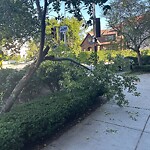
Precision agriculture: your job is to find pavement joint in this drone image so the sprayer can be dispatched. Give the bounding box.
[125,105,150,111]
[92,119,143,132]
[134,114,150,150]
[109,103,150,111]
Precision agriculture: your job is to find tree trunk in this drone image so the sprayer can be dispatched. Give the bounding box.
[137,50,142,66]
[0,61,40,113]
[0,0,49,113]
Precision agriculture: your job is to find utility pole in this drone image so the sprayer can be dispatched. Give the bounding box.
[93,3,98,65]
[93,3,96,36]
[93,3,101,65]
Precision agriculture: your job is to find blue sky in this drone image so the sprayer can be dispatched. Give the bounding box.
[48,1,110,30]
[83,4,109,31]
[64,2,109,30]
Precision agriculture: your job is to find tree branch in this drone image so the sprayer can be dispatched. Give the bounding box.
[36,0,48,65]
[35,0,42,20]
[126,43,136,51]
[43,45,50,57]
[139,35,150,47]
[44,56,92,71]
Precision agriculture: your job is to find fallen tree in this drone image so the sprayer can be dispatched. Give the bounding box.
[0,0,110,113]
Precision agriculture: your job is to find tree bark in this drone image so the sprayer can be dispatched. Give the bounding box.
[0,61,40,113]
[0,56,92,113]
[44,56,92,71]
[0,0,49,113]
[137,50,142,66]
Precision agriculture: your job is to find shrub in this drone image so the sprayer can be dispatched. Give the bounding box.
[0,88,104,150]
[125,55,150,66]
[125,56,138,65]
[132,65,150,72]
[37,62,65,92]
[0,68,45,104]
[141,55,150,65]
[0,58,140,150]
[107,54,131,71]
[0,69,18,106]
[98,50,137,61]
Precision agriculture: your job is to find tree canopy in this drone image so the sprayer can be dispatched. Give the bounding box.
[0,0,110,53]
[0,0,109,113]
[0,0,38,40]
[106,0,150,65]
[26,17,84,60]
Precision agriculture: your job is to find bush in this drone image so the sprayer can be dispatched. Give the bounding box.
[0,59,140,150]
[125,55,150,66]
[98,50,137,61]
[0,88,104,150]
[0,62,107,150]
[0,67,45,104]
[37,62,65,92]
[0,69,18,106]
[141,55,150,65]
[132,65,150,72]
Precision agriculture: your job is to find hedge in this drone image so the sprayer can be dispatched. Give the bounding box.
[125,55,150,66]
[132,65,150,72]
[0,89,104,150]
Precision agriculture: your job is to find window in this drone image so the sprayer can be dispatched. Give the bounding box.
[104,34,116,42]
[87,36,94,44]
[87,47,92,51]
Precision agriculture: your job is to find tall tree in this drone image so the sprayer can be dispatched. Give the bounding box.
[0,0,110,113]
[106,0,150,66]
[0,0,39,53]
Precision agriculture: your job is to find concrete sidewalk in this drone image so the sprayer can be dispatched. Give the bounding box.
[42,74,150,150]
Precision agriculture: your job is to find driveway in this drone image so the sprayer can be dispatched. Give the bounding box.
[42,74,150,150]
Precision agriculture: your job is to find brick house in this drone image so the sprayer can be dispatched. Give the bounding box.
[80,29,124,51]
